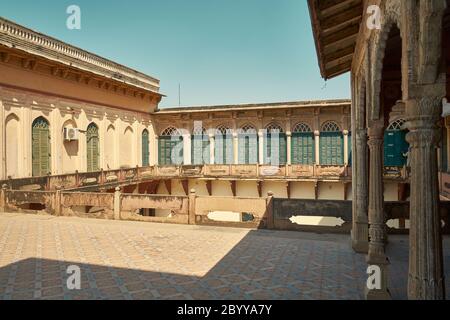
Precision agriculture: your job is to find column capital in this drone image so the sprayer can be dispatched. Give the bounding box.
[368,122,384,141]
[314,130,320,137]
[343,130,349,136]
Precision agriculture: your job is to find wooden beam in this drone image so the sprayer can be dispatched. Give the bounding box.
[181,179,189,196]
[206,180,212,196]
[257,181,262,198]
[230,181,236,197]
[164,180,172,195]
[314,181,319,200]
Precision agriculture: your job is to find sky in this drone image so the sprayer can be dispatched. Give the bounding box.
[0,0,350,108]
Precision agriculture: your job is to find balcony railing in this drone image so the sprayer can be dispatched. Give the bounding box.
[0,163,411,192]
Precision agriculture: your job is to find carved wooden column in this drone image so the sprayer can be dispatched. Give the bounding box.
[406,92,445,300]
[366,122,390,300]
[352,128,369,253]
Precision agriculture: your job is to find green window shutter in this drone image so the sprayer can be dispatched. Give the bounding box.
[142,130,149,166]
[238,135,246,164]
[86,124,99,172]
[159,136,183,165]
[320,132,343,165]
[32,118,51,177]
[384,130,409,166]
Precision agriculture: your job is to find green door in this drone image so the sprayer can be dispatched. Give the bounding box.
[384,130,408,166]
[142,130,150,166]
[159,136,183,165]
[86,123,99,172]
[264,133,287,165]
[238,134,258,164]
[291,132,314,165]
[320,132,344,165]
[32,117,51,177]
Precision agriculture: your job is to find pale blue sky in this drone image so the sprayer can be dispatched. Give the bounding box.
[0,0,350,107]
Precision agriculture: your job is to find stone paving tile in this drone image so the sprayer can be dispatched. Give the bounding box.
[0,213,450,300]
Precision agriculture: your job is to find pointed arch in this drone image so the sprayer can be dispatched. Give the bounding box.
[215,125,233,164]
[264,123,286,165]
[5,114,20,178]
[238,124,258,164]
[320,121,343,165]
[86,123,100,172]
[159,127,183,165]
[62,119,79,174]
[384,118,409,167]
[120,126,134,168]
[142,129,150,166]
[105,124,116,170]
[32,116,51,177]
[292,122,314,165]
[191,126,209,165]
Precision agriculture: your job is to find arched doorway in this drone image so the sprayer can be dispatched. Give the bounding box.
[191,127,210,165]
[142,129,150,166]
[86,123,99,172]
[214,125,233,164]
[32,117,51,177]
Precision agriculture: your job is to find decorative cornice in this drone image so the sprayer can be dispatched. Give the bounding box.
[0,17,161,95]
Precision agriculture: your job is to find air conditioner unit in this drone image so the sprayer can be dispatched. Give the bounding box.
[64,127,79,141]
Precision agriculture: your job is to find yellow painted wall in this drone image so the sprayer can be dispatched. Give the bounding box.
[211,180,233,197]
[290,182,316,199]
[318,182,344,200]
[262,181,288,198]
[236,181,259,198]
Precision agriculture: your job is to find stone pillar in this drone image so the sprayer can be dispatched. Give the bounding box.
[209,134,215,165]
[113,187,121,220]
[314,130,320,165]
[406,93,445,300]
[258,130,264,165]
[286,132,292,165]
[352,129,369,253]
[0,184,8,212]
[154,136,159,166]
[366,122,390,300]
[343,130,349,165]
[183,133,191,165]
[233,133,239,164]
[188,188,196,225]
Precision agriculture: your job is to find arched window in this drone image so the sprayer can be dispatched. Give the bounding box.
[264,123,286,165]
[238,124,258,164]
[105,125,116,170]
[32,117,51,177]
[384,119,409,167]
[292,123,314,165]
[320,121,344,165]
[86,123,100,172]
[142,129,150,167]
[159,127,183,165]
[191,127,210,165]
[215,125,233,164]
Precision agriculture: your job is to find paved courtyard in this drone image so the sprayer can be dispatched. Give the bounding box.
[0,213,449,300]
